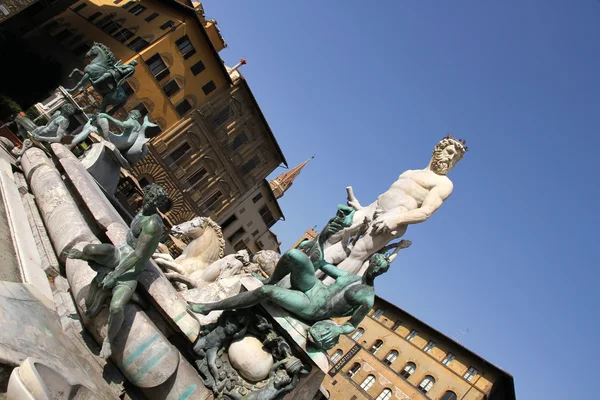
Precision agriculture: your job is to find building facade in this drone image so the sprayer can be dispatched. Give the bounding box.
[319,297,516,400]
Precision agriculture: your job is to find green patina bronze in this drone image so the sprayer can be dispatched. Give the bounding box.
[187,204,394,350]
[14,104,76,144]
[64,183,168,359]
[66,42,136,115]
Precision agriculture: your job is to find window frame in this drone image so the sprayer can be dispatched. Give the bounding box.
[359,375,376,391]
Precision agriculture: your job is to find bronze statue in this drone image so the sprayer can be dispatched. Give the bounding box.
[65,184,168,359]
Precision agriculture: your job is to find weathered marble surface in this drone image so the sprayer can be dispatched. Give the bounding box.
[228,336,274,381]
[0,169,52,300]
[0,281,116,399]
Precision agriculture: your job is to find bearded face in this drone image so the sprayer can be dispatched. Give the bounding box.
[431,143,463,175]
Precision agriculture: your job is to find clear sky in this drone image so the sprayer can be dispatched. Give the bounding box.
[204,1,598,398]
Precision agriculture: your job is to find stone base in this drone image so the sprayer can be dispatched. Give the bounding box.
[80,140,130,194]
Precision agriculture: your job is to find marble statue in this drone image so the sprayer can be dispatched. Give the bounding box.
[14,104,76,143]
[188,204,404,350]
[153,216,225,279]
[66,42,136,114]
[95,111,157,165]
[323,135,467,279]
[64,183,168,359]
[165,249,268,289]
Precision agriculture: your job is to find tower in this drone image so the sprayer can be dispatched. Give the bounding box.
[269,156,313,199]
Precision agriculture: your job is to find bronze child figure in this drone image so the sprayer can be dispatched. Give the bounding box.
[65,184,168,359]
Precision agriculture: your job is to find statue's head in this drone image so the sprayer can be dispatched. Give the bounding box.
[273,369,292,388]
[142,183,169,213]
[252,250,281,277]
[60,104,77,117]
[430,134,467,175]
[128,110,142,120]
[130,60,138,66]
[171,216,209,238]
[365,253,391,280]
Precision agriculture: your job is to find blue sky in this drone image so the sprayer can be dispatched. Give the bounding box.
[205,1,598,398]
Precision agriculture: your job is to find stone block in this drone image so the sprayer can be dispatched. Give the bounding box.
[0,281,116,399]
[50,142,78,161]
[0,170,52,301]
[60,157,125,229]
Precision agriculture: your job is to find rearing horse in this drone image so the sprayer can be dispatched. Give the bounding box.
[66,42,136,115]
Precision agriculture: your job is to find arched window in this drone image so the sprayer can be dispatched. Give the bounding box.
[375,388,393,400]
[441,391,458,400]
[370,339,384,354]
[418,375,435,393]
[330,349,343,363]
[347,362,361,378]
[360,375,376,391]
[351,328,364,341]
[400,362,416,378]
[384,350,399,366]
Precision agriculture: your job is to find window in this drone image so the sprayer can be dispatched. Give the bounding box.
[375,389,392,400]
[220,214,238,232]
[347,363,361,378]
[162,79,180,97]
[330,350,343,363]
[383,350,398,366]
[228,227,246,244]
[359,375,375,391]
[176,99,192,116]
[87,11,101,21]
[259,205,276,227]
[122,81,134,97]
[168,142,190,164]
[113,0,123,3]
[146,53,169,81]
[202,191,222,212]
[100,20,121,35]
[128,37,149,52]
[145,12,159,22]
[406,329,417,341]
[213,105,231,127]
[351,328,364,341]
[74,43,91,56]
[191,60,206,75]
[372,308,384,320]
[54,30,73,42]
[176,35,196,59]
[230,132,249,151]
[72,3,87,12]
[369,339,383,354]
[442,353,455,367]
[251,229,259,237]
[252,193,263,203]
[187,167,207,187]
[391,320,402,331]
[114,28,135,43]
[128,4,146,16]
[418,376,435,393]
[122,1,135,9]
[423,340,436,354]
[241,156,260,175]
[159,20,174,30]
[233,240,251,254]
[202,80,216,95]
[441,391,458,400]
[400,362,416,378]
[43,20,59,32]
[463,366,478,382]
[133,102,149,117]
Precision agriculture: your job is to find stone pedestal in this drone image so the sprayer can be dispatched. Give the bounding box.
[80,140,130,194]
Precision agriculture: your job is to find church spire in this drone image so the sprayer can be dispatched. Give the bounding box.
[269,156,314,199]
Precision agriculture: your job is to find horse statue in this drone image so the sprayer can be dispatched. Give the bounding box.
[153,216,225,279]
[66,42,137,115]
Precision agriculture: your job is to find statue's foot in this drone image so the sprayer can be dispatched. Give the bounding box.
[63,248,85,260]
[100,338,112,359]
[187,301,211,315]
